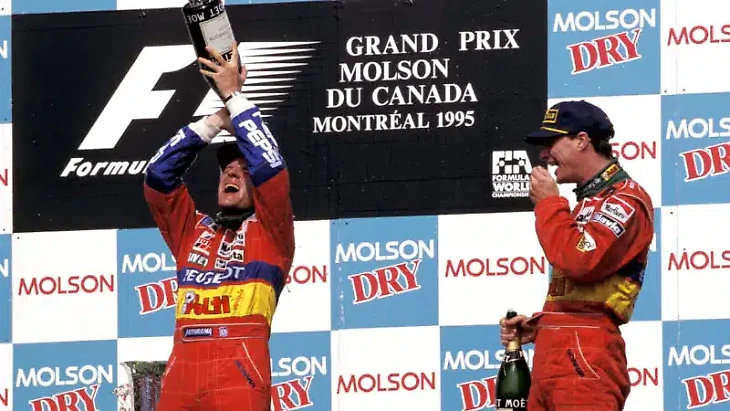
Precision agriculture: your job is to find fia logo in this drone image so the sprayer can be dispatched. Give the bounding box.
[491,150,532,199]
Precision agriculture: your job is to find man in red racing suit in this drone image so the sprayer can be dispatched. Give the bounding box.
[144,45,294,411]
[500,100,654,411]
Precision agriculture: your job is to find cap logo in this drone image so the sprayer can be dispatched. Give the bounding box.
[543,109,558,124]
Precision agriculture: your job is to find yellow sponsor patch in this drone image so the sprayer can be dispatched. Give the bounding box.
[575,231,597,252]
[546,270,641,321]
[175,282,276,324]
[543,109,559,123]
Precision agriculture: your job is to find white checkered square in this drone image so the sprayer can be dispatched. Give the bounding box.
[622,321,664,411]
[272,220,331,334]
[330,326,441,411]
[661,0,730,95]
[661,204,730,321]
[12,230,118,343]
[437,213,548,326]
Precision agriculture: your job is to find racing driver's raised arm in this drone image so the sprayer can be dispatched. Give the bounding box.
[143,114,223,257]
[224,94,295,262]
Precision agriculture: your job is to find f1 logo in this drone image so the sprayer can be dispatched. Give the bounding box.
[492,150,532,175]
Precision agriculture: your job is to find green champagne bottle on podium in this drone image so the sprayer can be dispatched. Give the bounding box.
[495,310,531,411]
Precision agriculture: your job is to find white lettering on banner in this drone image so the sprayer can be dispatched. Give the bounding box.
[0,41,6,59]
[339,59,449,83]
[668,345,730,366]
[79,45,196,151]
[61,42,318,179]
[271,357,327,377]
[15,366,114,388]
[337,372,436,393]
[0,258,7,277]
[345,34,439,56]
[610,141,656,160]
[668,250,730,270]
[668,25,730,46]
[60,158,148,178]
[665,118,730,139]
[315,30,519,134]
[443,350,535,371]
[335,239,435,263]
[553,9,657,33]
[444,257,547,276]
[458,29,520,51]
[122,253,177,273]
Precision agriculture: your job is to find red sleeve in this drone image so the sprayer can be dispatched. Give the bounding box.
[252,170,295,263]
[534,192,653,283]
[144,184,198,259]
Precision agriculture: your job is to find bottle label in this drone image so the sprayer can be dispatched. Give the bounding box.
[496,398,528,409]
[503,350,524,363]
[199,11,235,59]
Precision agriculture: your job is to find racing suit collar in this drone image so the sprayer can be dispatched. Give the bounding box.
[214,209,254,230]
[572,159,630,201]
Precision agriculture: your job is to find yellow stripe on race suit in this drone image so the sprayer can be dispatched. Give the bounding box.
[546,269,642,321]
[175,282,277,324]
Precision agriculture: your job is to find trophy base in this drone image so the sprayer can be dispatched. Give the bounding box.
[114,361,167,411]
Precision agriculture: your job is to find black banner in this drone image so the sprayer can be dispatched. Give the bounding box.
[12,0,547,232]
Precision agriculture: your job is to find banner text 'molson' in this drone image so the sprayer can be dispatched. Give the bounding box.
[337,372,436,393]
[444,257,547,276]
[17,275,115,295]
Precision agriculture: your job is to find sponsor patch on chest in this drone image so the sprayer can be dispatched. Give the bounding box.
[592,212,626,237]
[575,206,595,225]
[600,196,635,224]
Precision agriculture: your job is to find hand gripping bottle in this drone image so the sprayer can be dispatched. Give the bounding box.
[495,310,531,411]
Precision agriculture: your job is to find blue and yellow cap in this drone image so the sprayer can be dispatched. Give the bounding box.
[525,100,615,145]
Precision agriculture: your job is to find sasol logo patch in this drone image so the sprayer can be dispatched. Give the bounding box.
[576,230,597,252]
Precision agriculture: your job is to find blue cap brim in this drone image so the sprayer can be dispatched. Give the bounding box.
[524,128,566,145]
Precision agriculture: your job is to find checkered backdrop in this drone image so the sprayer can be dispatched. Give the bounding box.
[2,0,730,410]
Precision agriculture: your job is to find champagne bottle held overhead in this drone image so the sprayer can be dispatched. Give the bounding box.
[495,310,531,411]
[182,0,242,98]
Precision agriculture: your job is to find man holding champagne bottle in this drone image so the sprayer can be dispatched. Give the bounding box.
[144,43,295,411]
[500,101,654,411]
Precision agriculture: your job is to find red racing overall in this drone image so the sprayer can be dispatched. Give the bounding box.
[144,96,295,411]
[528,162,654,411]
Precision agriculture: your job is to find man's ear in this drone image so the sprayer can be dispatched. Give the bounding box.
[576,132,590,151]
